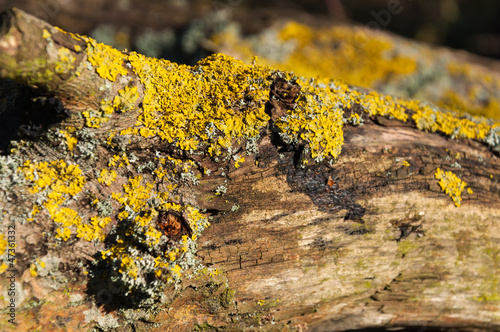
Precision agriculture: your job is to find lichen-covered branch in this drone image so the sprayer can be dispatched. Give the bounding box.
[0,7,500,332]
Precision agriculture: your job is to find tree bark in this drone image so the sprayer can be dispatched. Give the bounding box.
[1,8,500,332]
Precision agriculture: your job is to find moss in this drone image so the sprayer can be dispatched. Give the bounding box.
[219,287,235,309]
[193,322,218,331]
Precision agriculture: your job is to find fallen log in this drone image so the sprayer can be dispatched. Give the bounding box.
[0,7,500,331]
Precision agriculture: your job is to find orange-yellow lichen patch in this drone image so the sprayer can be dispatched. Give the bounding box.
[119,254,139,279]
[59,128,78,151]
[20,160,85,197]
[53,207,82,241]
[274,78,347,160]
[77,216,111,242]
[82,86,138,129]
[442,62,500,120]
[108,154,130,167]
[280,22,416,87]
[54,26,83,42]
[234,156,245,168]
[358,91,408,121]
[124,52,272,153]
[410,103,491,140]
[211,21,416,88]
[42,29,51,39]
[82,109,107,128]
[85,38,128,82]
[0,234,8,274]
[97,169,117,186]
[20,160,87,240]
[55,47,75,74]
[435,168,468,207]
[0,234,6,257]
[113,85,139,113]
[111,176,153,212]
[29,258,45,277]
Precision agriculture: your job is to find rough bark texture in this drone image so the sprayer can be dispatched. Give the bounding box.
[1,8,500,332]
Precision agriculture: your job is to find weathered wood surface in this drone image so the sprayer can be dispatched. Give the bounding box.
[0,8,500,332]
[194,124,500,331]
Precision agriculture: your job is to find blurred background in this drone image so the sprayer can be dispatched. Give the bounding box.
[1,0,500,62]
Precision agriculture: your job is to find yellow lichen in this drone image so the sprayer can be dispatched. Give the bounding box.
[29,258,45,277]
[274,79,347,160]
[20,160,85,196]
[411,103,491,140]
[171,264,182,277]
[119,254,139,279]
[77,216,111,242]
[124,52,272,153]
[82,109,106,128]
[98,169,117,186]
[55,47,75,74]
[108,154,130,167]
[234,156,245,169]
[52,207,82,240]
[211,21,416,89]
[29,263,38,277]
[20,160,86,240]
[442,62,500,120]
[0,234,6,257]
[59,128,78,151]
[42,29,51,39]
[113,85,139,113]
[117,210,129,221]
[85,38,128,82]
[111,176,153,212]
[435,168,469,207]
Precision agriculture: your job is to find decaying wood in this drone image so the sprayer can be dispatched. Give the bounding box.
[1,7,500,332]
